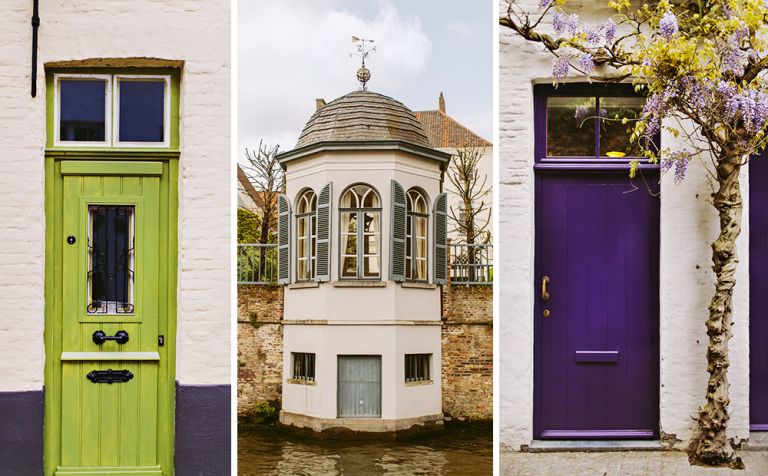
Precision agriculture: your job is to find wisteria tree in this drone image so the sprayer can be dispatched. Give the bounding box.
[501,0,768,468]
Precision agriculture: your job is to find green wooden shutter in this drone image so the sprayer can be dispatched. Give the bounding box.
[433,192,448,285]
[277,194,291,284]
[315,182,332,282]
[390,180,407,282]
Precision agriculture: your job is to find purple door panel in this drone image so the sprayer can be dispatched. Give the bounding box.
[534,172,660,439]
[750,157,768,430]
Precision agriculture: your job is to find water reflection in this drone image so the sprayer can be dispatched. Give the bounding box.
[238,423,492,475]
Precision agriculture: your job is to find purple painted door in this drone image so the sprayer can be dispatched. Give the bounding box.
[534,172,659,439]
[750,156,768,430]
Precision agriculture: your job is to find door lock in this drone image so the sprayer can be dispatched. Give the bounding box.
[92,330,129,345]
[66,235,76,245]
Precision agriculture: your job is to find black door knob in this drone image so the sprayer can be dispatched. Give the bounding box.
[67,236,76,244]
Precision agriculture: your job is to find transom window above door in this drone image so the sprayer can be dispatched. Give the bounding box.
[542,87,647,159]
[54,73,170,147]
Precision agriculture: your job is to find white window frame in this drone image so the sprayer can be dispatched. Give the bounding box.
[53,73,171,148]
[53,73,112,148]
[114,75,171,148]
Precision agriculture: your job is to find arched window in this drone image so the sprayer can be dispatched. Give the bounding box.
[296,189,317,281]
[406,189,429,281]
[340,184,381,279]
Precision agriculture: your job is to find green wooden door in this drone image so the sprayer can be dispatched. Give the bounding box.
[51,161,171,475]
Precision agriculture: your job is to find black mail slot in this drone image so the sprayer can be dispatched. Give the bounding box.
[86,369,134,384]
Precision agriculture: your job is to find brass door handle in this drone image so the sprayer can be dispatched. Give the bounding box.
[541,276,550,301]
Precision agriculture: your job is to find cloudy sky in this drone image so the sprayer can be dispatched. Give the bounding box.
[237,0,492,157]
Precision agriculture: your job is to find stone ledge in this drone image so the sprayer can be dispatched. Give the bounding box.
[401,282,437,290]
[286,378,317,386]
[405,379,434,387]
[332,280,387,288]
[279,410,444,433]
[288,282,320,289]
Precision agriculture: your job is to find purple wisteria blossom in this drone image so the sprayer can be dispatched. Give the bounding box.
[579,53,595,74]
[565,13,580,36]
[552,12,566,36]
[661,151,690,183]
[658,11,678,40]
[574,104,590,122]
[552,56,570,83]
[539,0,553,9]
[586,26,602,46]
[603,20,617,44]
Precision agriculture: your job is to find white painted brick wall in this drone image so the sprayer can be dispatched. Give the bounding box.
[499,0,750,448]
[0,0,230,390]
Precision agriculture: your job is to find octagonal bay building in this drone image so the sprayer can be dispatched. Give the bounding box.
[275,90,452,433]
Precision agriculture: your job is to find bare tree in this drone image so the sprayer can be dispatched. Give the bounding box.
[447,146,491,245]
[446,147,492,283]
[240,141,285,245]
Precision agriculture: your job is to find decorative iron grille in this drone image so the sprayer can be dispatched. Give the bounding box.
[237,244,278,284]
[87,205,135,314]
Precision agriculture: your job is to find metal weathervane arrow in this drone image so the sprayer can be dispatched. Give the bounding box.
[351,36,376,90]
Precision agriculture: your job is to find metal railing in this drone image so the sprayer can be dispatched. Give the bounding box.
[237,244,278,284]
[449,242,493,285]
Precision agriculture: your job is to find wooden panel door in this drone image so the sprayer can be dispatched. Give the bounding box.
[53,164,168,475]
[534,172,660,438]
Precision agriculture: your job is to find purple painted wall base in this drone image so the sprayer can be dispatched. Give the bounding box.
[175,382,231,475]
[0,389,43,476]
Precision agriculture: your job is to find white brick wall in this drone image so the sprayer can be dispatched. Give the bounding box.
[499,0,750,448]
[0,0,230,390]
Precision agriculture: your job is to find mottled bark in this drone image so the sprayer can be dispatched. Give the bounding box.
[689,157,744,469]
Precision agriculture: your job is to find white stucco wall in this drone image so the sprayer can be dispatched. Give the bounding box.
[499,0,750,448]
[0,0,230,391]
[283,151,443,321]
[282,324,442,421]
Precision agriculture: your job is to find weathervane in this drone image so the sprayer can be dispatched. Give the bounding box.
[351,36,376,90]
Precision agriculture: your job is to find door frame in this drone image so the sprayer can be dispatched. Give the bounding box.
[43,66,180,475]
[531,83,661,439]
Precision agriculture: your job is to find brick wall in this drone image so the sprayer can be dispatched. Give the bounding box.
[237,285,284,416]
[442,283,493,420]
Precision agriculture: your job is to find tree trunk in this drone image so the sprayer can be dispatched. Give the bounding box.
[689,158,744,469]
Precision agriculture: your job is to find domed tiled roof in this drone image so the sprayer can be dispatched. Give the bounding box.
[295,90,431,149]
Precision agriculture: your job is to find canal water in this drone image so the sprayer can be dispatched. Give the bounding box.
[238,422,492,475]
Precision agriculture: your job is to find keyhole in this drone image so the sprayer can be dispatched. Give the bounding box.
[67,236,76,245]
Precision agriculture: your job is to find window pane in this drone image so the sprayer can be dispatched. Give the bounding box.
[416,258,427,280]
[546,97,596,157]
[364,235,378,254]
[342,257,357,277]
[119,80,165,142]
[364,256,380,277]
[88,205,134,314]
[59,79,106,142]
[599,96,645,157]
[364,212,379,232]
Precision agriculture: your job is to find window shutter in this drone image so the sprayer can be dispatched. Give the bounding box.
[433,192,448,285]
[315,182,332,282]
[390,180,407,282]
[277,194,291,285]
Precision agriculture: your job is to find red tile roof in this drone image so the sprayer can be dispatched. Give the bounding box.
[414,110,491,148]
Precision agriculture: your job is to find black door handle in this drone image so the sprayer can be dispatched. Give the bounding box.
[92,330,129,345]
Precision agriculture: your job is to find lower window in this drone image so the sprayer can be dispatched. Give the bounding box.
[292,352,316,382]
[405,353,431,382]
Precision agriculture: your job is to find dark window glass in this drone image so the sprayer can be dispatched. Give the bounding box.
[405,354,431,382]
[599,97,645,158]
[88,205,134,314]
[59,80,106,142]
[119,80,165,143]
[546,97,596,157]
[292,352,316,381]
